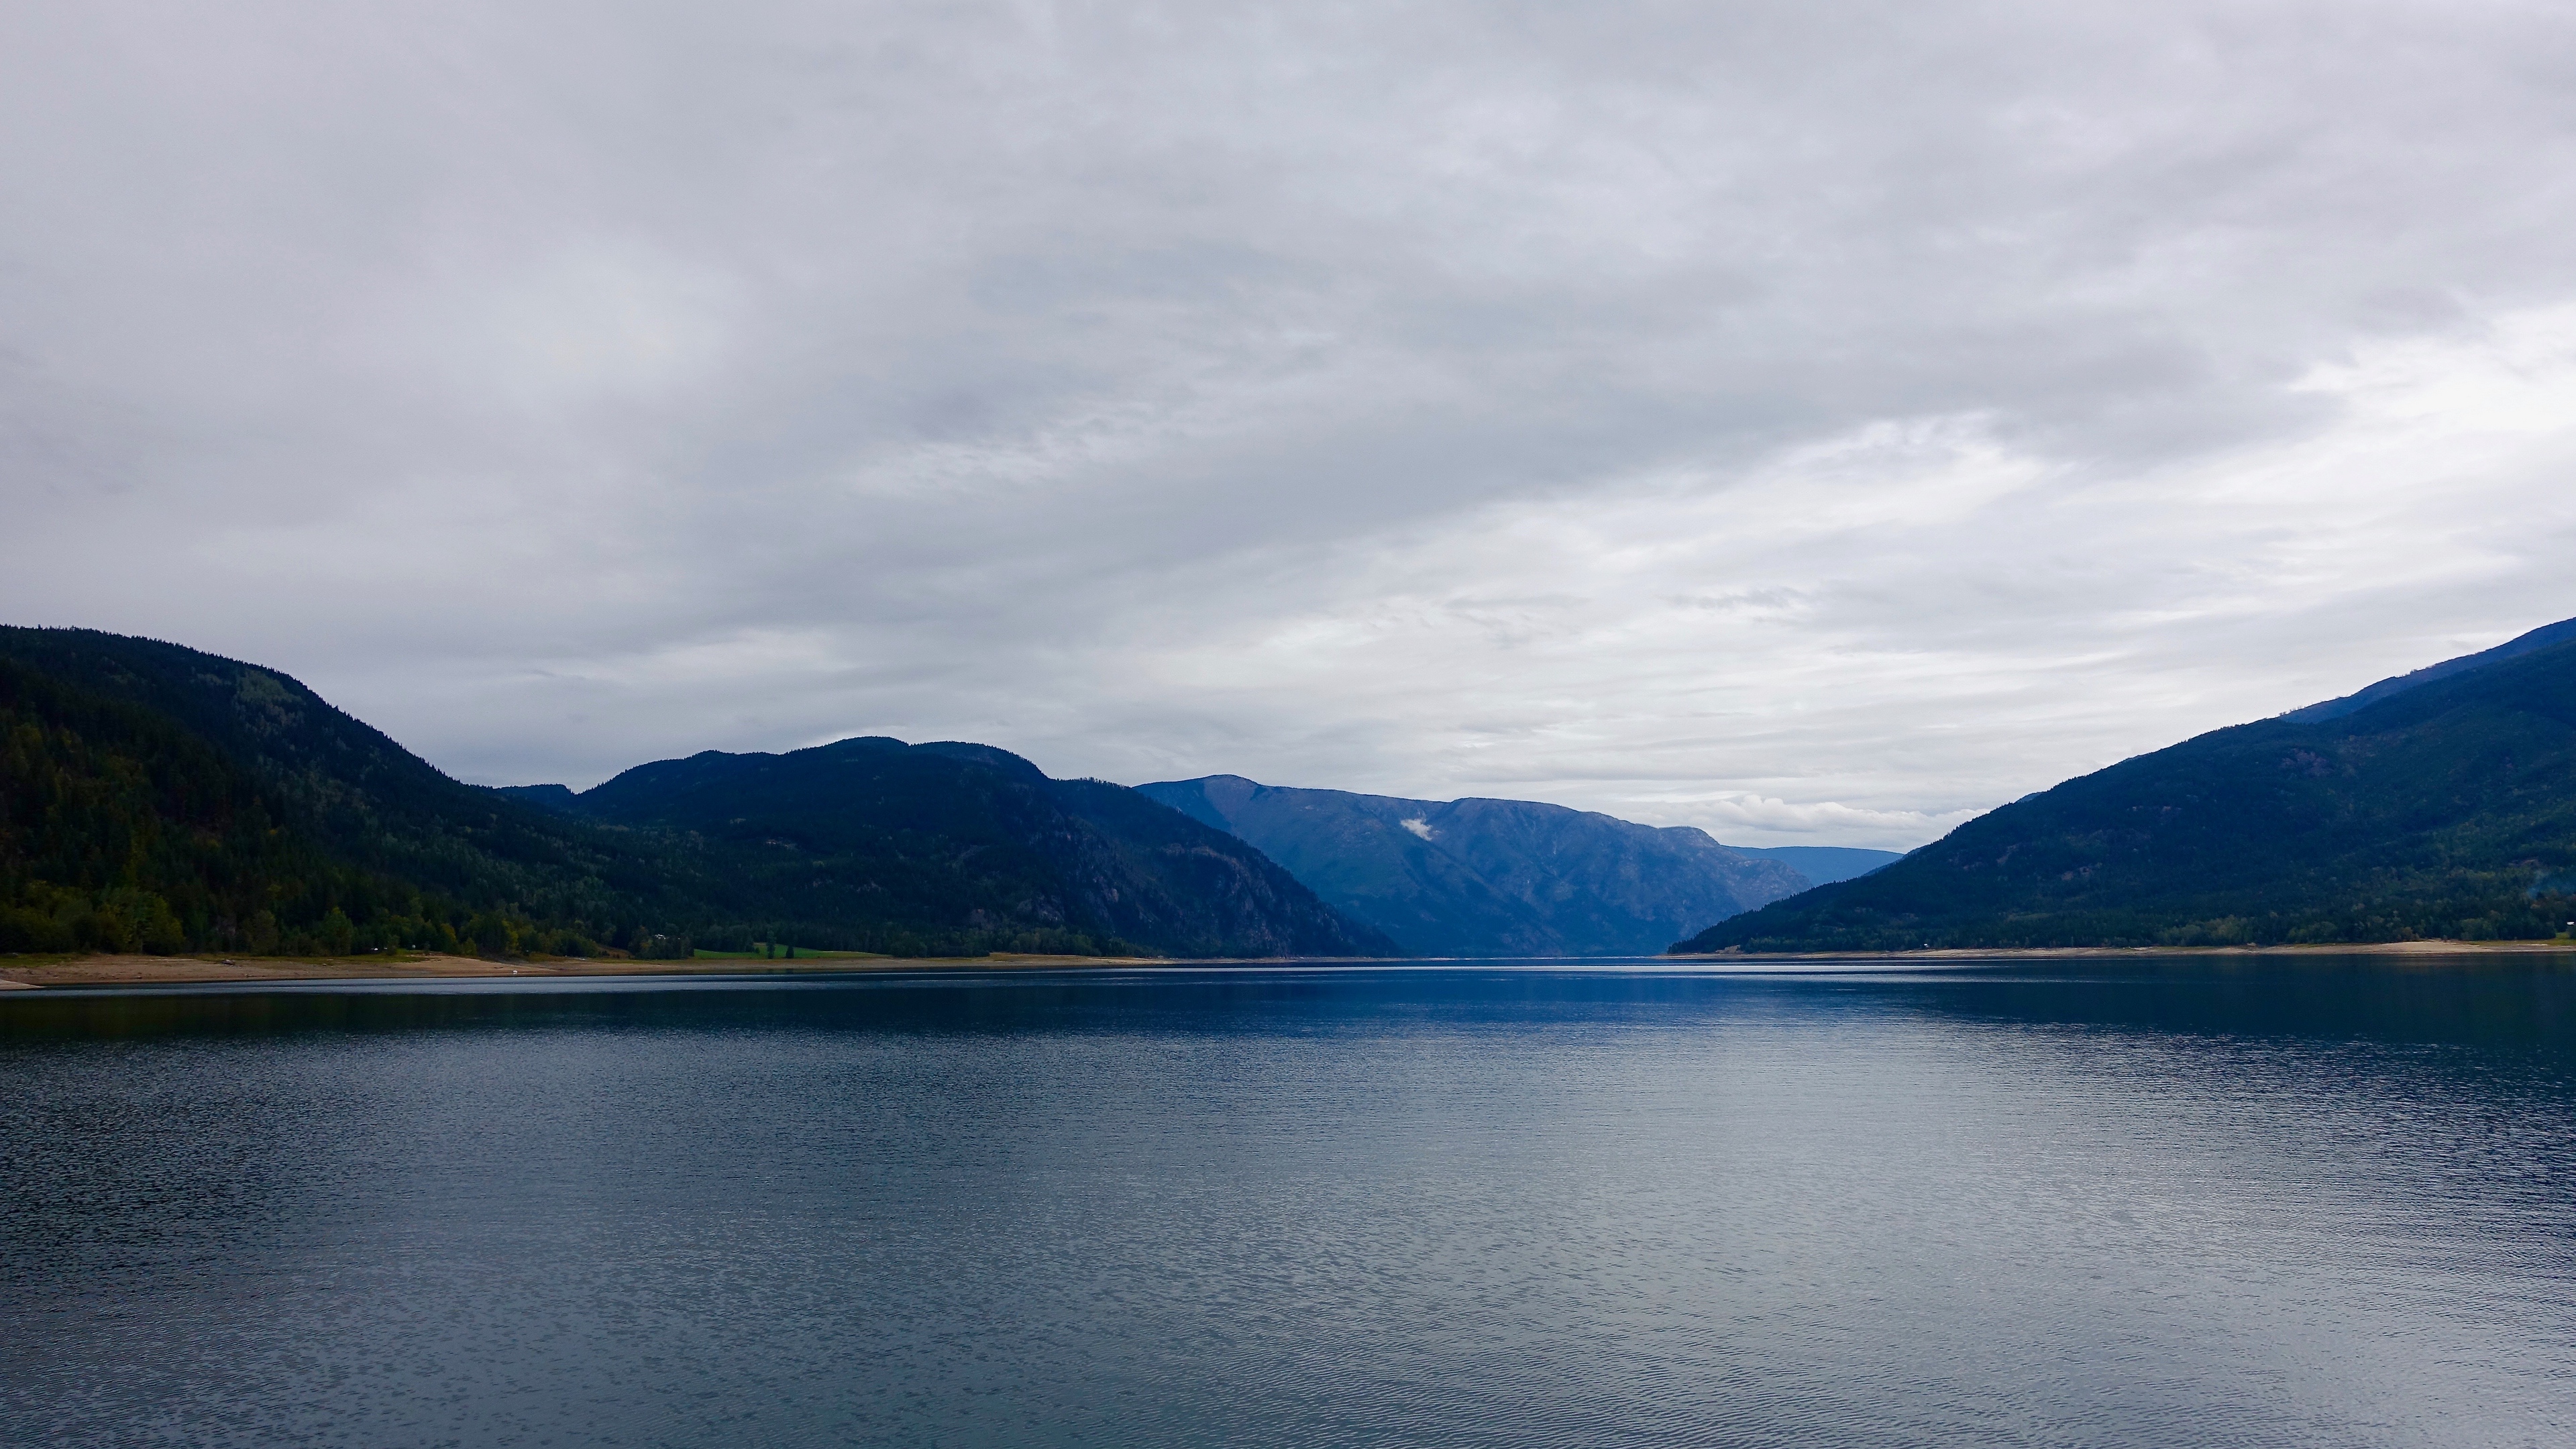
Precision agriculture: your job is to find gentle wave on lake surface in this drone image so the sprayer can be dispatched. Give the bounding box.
[5,957,2574,1447]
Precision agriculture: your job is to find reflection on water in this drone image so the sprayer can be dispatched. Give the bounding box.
[5,957,2573,1448]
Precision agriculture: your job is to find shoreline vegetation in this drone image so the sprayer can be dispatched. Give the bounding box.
[0,950,1179,989]
[5,938,2572,989]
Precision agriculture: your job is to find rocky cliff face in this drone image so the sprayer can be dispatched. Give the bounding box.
[1136,775,1807,956]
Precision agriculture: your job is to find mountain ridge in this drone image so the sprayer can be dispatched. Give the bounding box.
[1139,773,1809,955]
[2284,616,2576,723]
[0,628,1387,959]
[523,738,1397,959]
[1677,618,2576,952]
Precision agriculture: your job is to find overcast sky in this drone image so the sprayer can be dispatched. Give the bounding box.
[6,1,2575,847]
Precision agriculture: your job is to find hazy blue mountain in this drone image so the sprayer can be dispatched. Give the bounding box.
[1677,619,2576,952]
[1737,845,1902,885]
[1136,775,1807,955]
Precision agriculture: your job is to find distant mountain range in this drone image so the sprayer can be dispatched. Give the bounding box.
[1677,616,2576,952]
[46,609,2561,964]
[0,629,1385,959]
[1739,846,1903,886]
[1136,775,1880,955]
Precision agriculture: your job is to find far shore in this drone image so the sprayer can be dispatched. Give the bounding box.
[1,936,2571,989]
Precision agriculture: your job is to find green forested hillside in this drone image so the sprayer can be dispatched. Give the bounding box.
[1,629,699,957]
[1676,632,2576,952]
[0,629,1387,959]
[3,653,329,954]
[541,738,1394,957]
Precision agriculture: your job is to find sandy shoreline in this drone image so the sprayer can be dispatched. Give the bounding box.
[0,951,1176,990]
[1,937,2571,989]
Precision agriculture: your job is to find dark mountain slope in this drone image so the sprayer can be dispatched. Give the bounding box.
[1677,629,2576,952]
[0,628,695,955]
[3,653,333,953]
[1136,775,1805,955]
[0,627,1385,959]
[2287,616,2576,722]
[547,739,1395,958]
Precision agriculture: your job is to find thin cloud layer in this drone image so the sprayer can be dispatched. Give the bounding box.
[4,1,2573,845]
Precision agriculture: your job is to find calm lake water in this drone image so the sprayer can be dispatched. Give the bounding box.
[5,958,2574,1448]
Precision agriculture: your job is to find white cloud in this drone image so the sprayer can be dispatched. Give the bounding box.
[4,1,2575,847]
[1086,307,2576,843]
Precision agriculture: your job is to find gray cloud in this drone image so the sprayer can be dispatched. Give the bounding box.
[5,0,2575,846]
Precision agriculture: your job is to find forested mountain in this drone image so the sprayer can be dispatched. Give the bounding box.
[2284,615,2576,723]
[0,628,1385,959]
[516,739,1395,959]
[1,629,698,957]
[1676,622,2576,952]
[1136,775,1805,955]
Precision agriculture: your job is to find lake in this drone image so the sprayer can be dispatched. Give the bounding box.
[5,957,2573,1447]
